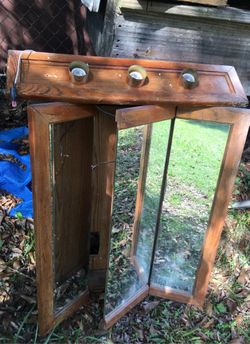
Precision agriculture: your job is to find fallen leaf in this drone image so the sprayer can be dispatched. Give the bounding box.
[118,239,127,247]
[201,318,214,329]
[235,315,244,326]
[13,260,20,270]
[143,301,160,312]
[206,302,213,316]
[0,210,5,225]
[20,295,36,304]
[11,247,22,254]
[237,266,250,285]
[28,252,35,265]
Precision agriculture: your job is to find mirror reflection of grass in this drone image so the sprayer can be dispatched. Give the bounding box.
[105,126,144,315]
[139,120,230,292]
[105,119,230,315]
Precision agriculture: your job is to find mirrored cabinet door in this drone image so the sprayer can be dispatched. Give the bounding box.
[104,125,150,326]
[133,120,172,283]
[104,106,175,328]
[104,106,249,328]
[150,119,230,296]
[28,103,96,335]
[29,102,249,333]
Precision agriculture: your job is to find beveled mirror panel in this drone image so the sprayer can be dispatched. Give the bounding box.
[104,113,233,326]
[104,125,147,318]
[151,119,230,292]
[49,118,93,312]
[134,120,171,281]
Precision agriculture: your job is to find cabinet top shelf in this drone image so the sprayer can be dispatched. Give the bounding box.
[7,50,248,107]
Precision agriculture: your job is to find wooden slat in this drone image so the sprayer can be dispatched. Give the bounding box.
[53,118,93,284]
[53,290,89,329]
[89,109,117,276]
[112,10,250,96]
[7,50,248,107]
[30,102,97,123]
[116,105,175,129]
[103,285,149,329]
[177,106,250,124]
[149,284,195,305]
[191,109,250,305]
[28,106,54,336]
[176,0,227,7]
[119,1,250,24]
[86,0,117,56]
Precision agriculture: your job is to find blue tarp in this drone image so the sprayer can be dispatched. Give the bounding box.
[0,127,33,218]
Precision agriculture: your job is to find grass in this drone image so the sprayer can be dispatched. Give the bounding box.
[168,120,229,196]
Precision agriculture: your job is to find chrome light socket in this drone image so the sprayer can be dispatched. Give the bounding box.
[127,65,147,87]
[181,69,199,89]
[69,61,89,83]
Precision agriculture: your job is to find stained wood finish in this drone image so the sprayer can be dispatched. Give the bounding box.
[149,284,195,305]
[89,108,117,281]
[52,290,89,329]
[116,105,175,129]
[20,53,249,328]
[104,285,149,329]
[28,106,54,336]
[7,50,248,106]
[177,106,250,124]
[53,118,93,284]
[28,102,96,336]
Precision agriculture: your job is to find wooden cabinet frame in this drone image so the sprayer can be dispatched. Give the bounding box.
[28,103,97,335]
[103,106,250,328]
[7,50,249,334]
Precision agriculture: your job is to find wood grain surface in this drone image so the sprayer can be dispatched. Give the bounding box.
[53,118,93,284]
[7,50,248,106]
[89,108,117,281]
[28,102,96,335]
